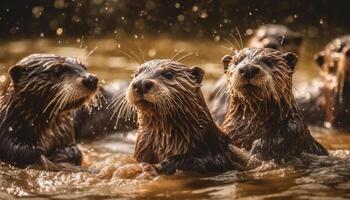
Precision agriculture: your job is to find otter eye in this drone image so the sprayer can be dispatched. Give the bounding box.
[262,59,274,68]
[162,71,174,80]
[134,68,145,77]
[53,65,67,77]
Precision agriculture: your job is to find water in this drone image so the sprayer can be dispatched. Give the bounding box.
[1,36,350,199]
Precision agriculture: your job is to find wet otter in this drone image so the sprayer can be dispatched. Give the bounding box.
[221,48,328,163]
[209,24,303,125]
[125,59,244,174]
[74,81,137,141]
[296,35,350,130]
[0,54,98,167]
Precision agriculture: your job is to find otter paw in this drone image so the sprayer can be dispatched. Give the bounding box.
[155,159,177,175]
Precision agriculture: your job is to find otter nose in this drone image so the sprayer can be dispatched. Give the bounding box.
[133,79,154,95]
[239,65,260,80]
[82,74,98,90]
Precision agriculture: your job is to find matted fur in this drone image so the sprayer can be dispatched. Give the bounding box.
[222,48,328,163]
[122,59,244,174]
[0,54,98,167]
[208,24,303,126]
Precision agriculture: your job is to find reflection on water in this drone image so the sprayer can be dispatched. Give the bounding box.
[1,36,350,199]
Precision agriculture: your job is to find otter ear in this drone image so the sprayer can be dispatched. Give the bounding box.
[282,52,298,72]
[190,66,205,84]
[221,55,233,73]
[314,52,325,67]
[8,65,22,84]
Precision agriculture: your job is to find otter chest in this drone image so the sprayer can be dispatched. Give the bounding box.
[39,114,75,152]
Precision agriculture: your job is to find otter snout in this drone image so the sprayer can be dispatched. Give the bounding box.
[239,64,260,80]
[82,74,98,90]
[133,79,154,95]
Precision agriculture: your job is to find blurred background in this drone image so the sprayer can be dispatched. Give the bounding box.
[0,0,349,82]
[0,0,349,38]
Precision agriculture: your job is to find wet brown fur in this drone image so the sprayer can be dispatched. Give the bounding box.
[0,54,98,167]
[222,48,328,163]
[209,24,303,126]
[123,59,244,174]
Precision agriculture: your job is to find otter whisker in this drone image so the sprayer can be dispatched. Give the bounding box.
[43,85,65,113]
[118,49,140,64]
[48,90,66,119]
[84,46,98,61]
[134,42,145,63]
[171,49,186,61]
[220,45,235,52]
[229,33,243,50]
[126,48,143,65]
[223,37,237,50]
[176,52,193,62]
[234,26,244,49]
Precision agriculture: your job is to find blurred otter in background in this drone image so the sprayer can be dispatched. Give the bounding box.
[248,24,303,55]
[221,48,328,163]
[208,24,303,125]
[0,54,99,167]
[123,59,245,175]
[296,35,350,131]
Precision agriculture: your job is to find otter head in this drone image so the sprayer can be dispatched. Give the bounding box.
[222,48,297,105]
[314,50,342,74]
[126,59,204,117]
[8,54,99,116]
[250,24,303,54]
[315,37,350,76]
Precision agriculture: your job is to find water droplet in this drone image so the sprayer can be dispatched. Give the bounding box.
[32,6,44,18]
[177,15,185,22]
[200,10,208,18]
[56,27,63,36]
[148,48,157,57]
[174,3,180,8]
[324,122,332,128]
[319,19,324,25]
[214,35,220,42]
[192,6,198,12]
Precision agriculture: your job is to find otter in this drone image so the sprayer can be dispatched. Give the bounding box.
[74,81,137,141]
[248,24,303,55]
[221,48,328,163]
[0,54,99,167]
[209,24,303,125]
[124,59,244,175]
[296,35,350,130]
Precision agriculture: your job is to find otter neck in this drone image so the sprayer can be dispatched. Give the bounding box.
[136,91,224,161]
[222,95,300,149]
